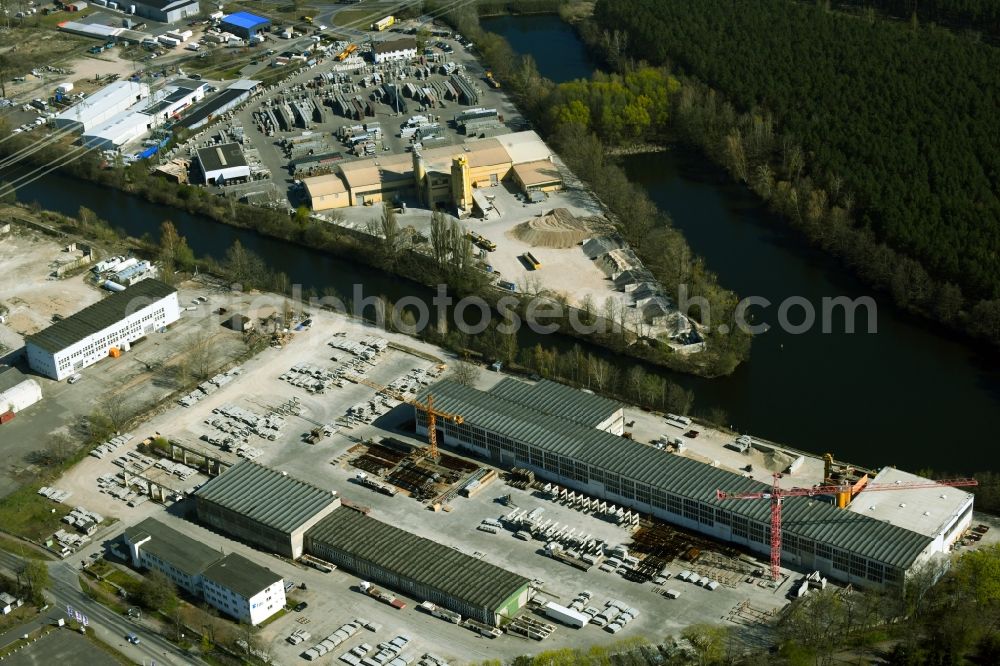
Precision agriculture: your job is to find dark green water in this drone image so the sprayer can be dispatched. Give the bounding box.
[482,14,1000,473]
[6,16,997,472]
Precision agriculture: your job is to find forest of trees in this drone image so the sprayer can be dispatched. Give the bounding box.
[592,0,1000,345]
[836,0,1000,37]
[545,68,679,144]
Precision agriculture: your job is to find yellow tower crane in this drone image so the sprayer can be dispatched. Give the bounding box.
[353,376,463,461]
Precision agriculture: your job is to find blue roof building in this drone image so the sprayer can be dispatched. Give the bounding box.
[220,12,271,40]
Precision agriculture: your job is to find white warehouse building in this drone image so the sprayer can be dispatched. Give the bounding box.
[418,379,975,591]
[372,37,418,64]
[82,83,206,150]
[25,279,179,380]
[53,81,150,133]
[82,109,154,150]
[195,142,251,185]
[124,518,285,625]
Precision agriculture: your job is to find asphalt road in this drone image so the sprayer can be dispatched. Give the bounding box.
[0,551,203,665]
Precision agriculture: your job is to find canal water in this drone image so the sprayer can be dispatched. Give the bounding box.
[7,17,998,472]
[482,14,1000,472]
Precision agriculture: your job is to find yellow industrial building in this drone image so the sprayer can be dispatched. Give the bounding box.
[302,131,562,216]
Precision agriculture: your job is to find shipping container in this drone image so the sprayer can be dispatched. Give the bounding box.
[0,410,15,424]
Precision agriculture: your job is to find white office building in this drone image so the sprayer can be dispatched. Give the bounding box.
[202,554,286,625]
[123,518,285,625]
[372,37,418,64]
[124,518,221,596]
[53,81,150,133]
[25,279,179,380]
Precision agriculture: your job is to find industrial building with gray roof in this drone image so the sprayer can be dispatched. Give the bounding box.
[26,279,176,355]
[305,506,531,625]
[194,460,341,558]
[124,517,222,580]
[486,377,624,432]
[418,380,967,588]
[25,279,179,381]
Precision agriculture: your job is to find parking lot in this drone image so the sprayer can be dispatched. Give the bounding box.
[2,627,116,666]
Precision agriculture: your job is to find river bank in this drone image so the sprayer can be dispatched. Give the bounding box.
[606,143,669,157]
[2,14,997,473]
[478,13,1000,474]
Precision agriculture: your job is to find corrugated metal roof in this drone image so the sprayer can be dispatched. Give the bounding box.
[25,279,176,354]
[420,381,933,570]
[176,87,247,129]
[53,81,149,130]
[194,461,339,535]
[487,378,621,428]
[306,507,529,610]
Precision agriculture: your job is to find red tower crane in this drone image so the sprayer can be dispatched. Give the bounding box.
[716,474,978,581]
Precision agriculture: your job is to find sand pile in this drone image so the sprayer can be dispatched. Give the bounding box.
[761,448,797,473]
[510,208,595,248]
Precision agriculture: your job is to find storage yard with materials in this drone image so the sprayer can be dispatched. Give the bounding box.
[0,9,701,347]
[0,9,995,665]
[7,277,988,662]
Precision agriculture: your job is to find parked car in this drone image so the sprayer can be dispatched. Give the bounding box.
[293,601,308,612]
[126,633,140,645]
[67,373,82,384]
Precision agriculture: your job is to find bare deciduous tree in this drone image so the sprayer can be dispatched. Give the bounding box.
[450,359,480,387]
[186,331,220,381]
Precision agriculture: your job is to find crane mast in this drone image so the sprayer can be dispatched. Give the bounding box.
[353,377,463,461]
[717,473,978,581]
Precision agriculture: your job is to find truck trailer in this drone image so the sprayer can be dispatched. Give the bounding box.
[543,601,588,628]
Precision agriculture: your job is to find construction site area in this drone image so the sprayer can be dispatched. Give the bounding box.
[2,272,986,663]
[1,7,996,665]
